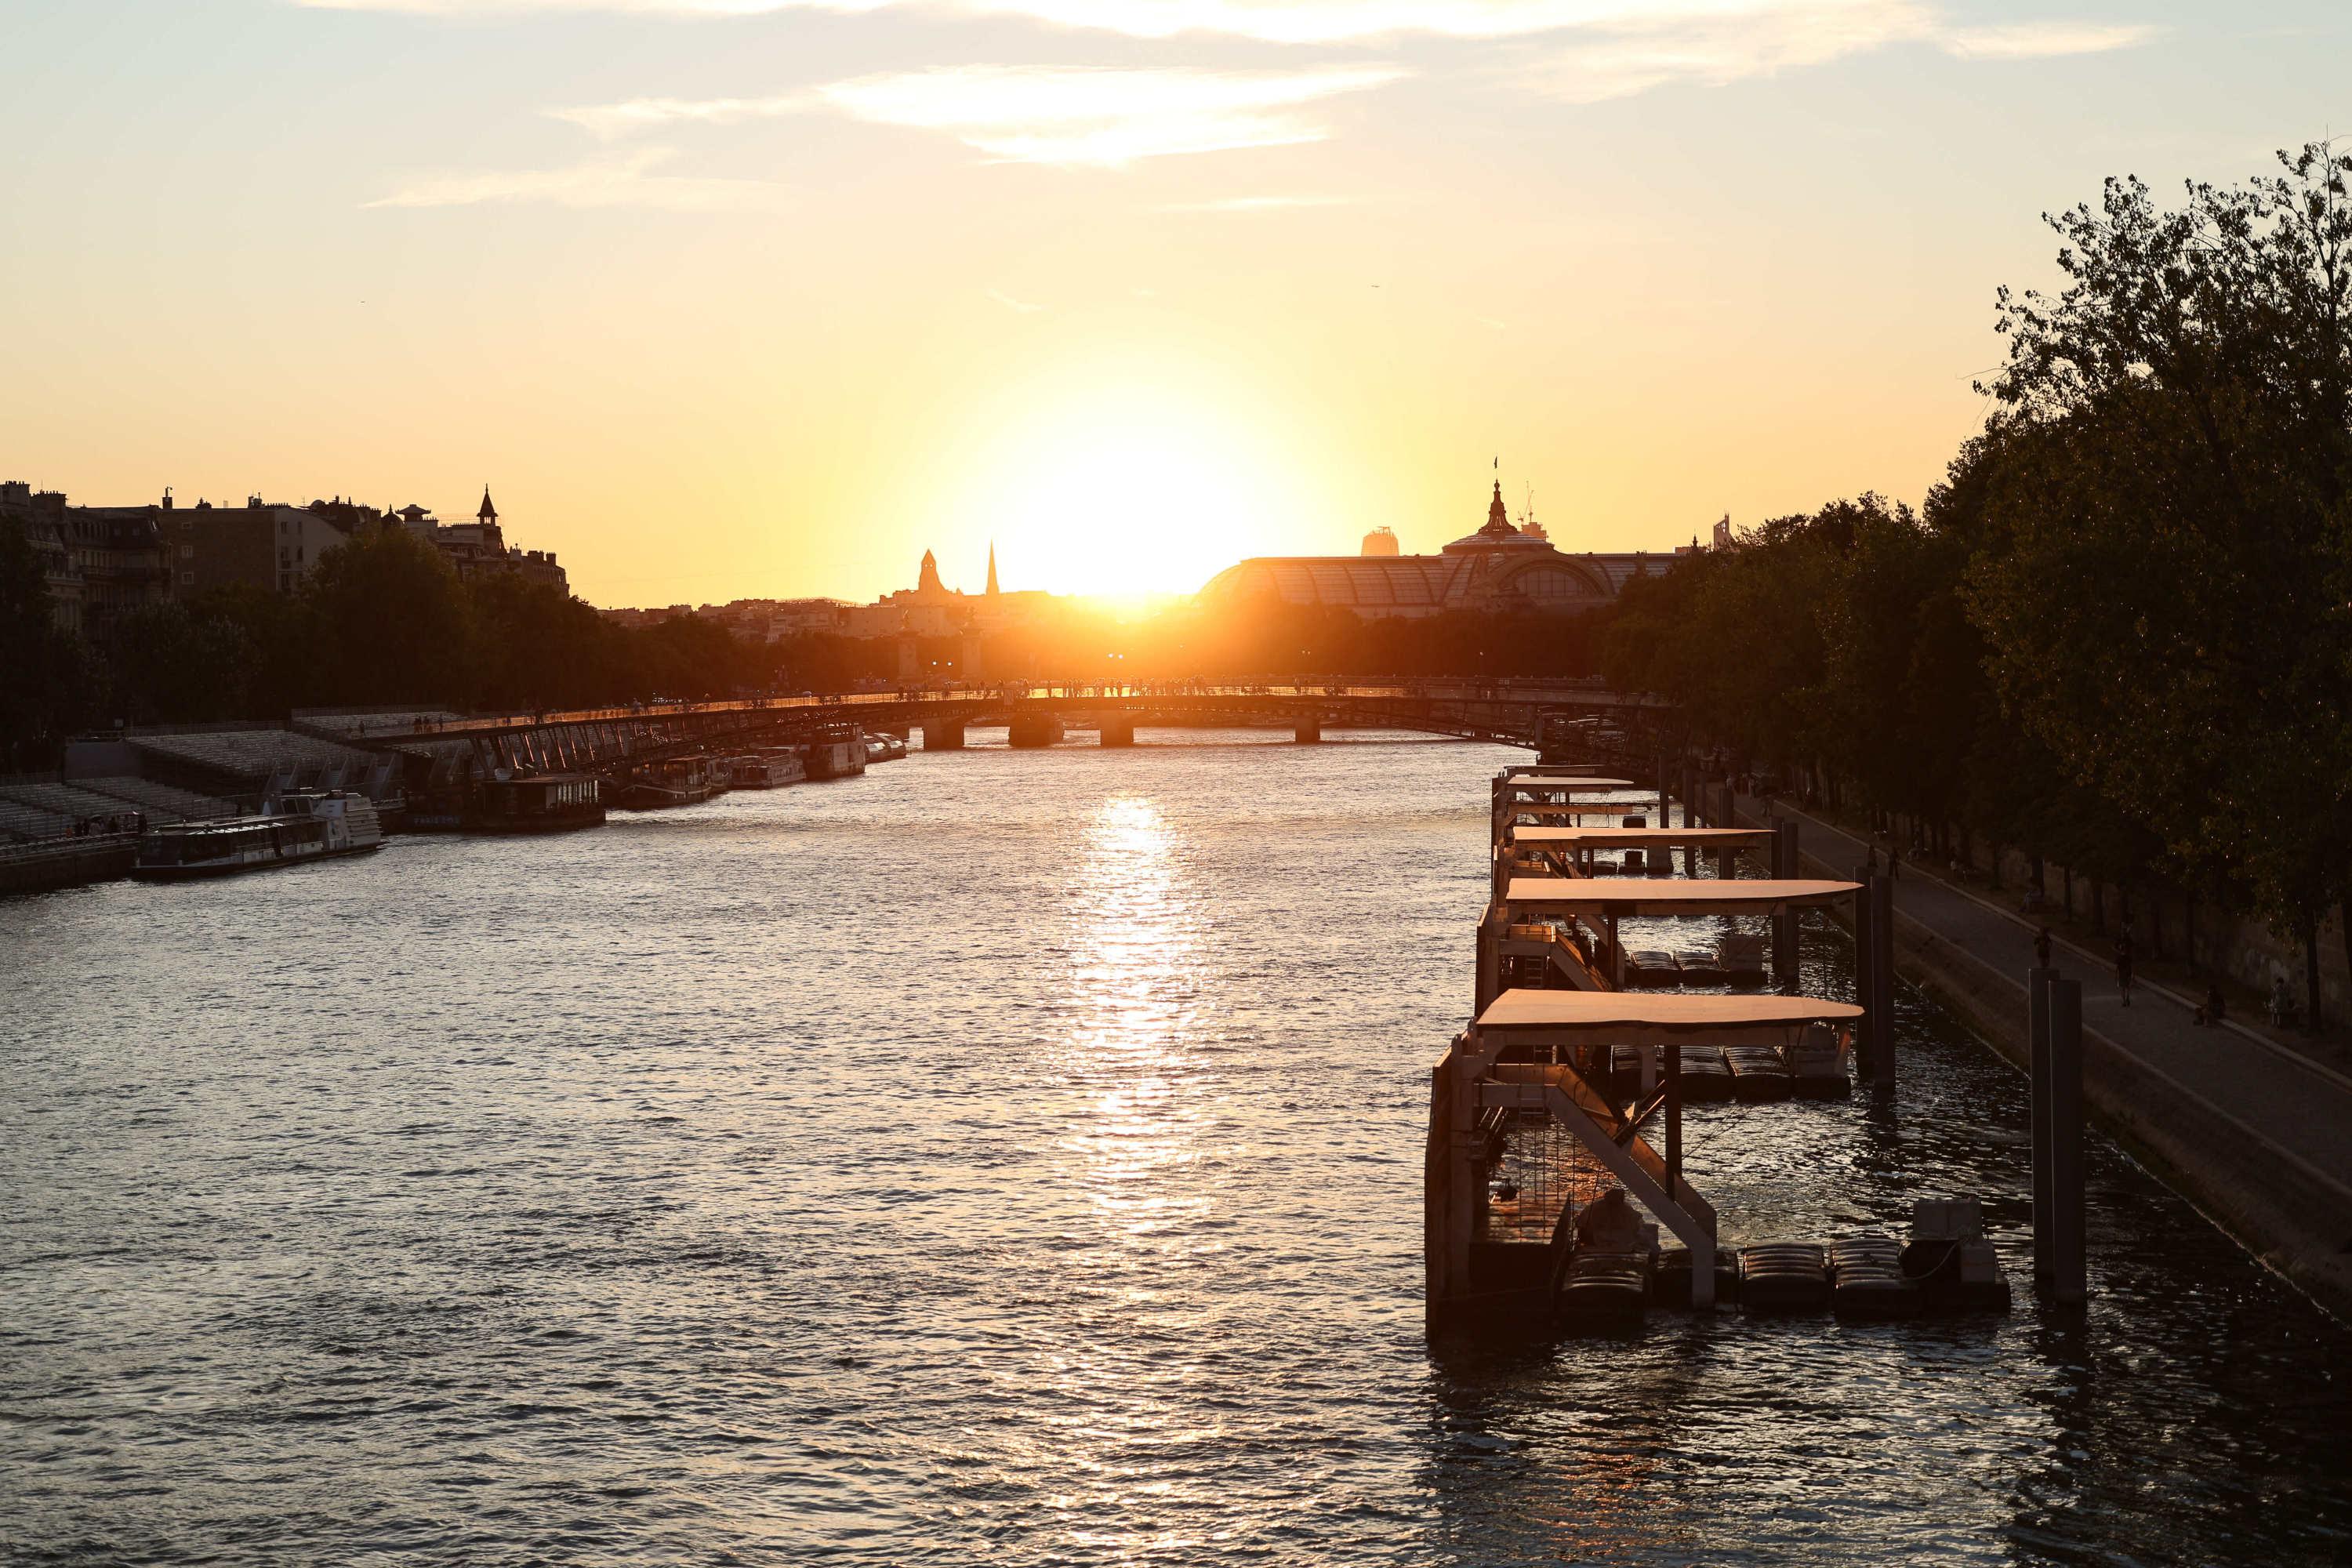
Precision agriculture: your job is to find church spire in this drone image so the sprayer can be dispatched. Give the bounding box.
[985,541,1000,596]
[477,485,497,524]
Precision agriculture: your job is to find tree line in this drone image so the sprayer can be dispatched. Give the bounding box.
[1593,143,2352,1023]
[0,524,782,765]
[0,514,1606,773]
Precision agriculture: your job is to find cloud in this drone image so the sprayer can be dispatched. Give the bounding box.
[1149,192,1368,211]
[296,0,2160,56]
[557,65,1408,167]
[1937,20,2160,59]
[363,147,786,209]
[987,287,1047,311]
[1523,1,2156,102]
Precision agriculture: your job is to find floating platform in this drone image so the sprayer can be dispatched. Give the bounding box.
[1545,1228,2011,1328]
[1625,949,1681,987]
[1677,1044,1736,1102]
[1725,1045,1794,1102]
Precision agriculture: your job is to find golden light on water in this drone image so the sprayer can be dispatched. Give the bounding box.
[1062,793,1210,1242]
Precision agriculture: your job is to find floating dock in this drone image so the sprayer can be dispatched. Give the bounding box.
[1428,764,2011,1333]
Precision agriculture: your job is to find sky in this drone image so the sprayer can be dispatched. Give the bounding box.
[2,0,2345,605]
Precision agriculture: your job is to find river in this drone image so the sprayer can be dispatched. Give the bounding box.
[4,733,2348,1566]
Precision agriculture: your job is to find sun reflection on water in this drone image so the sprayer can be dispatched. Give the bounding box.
[1029,793,1235,1542]
[1061,793,1210,1240]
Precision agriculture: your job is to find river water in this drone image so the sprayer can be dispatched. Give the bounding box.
[4,734,2349,1566]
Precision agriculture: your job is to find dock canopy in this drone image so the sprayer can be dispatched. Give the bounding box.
[1504,876,1859,915]
[1501,775,1636,795]
[1508,826,1775,850]
[1475,988,1861,1044]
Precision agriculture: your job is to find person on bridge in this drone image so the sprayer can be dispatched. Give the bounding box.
[2034,926,2053,971]
[2114,931,2135,1007]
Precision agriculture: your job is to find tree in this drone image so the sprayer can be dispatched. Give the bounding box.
[1967,144,2352,1022]
[0,521,90,768]
[303,524,476,706]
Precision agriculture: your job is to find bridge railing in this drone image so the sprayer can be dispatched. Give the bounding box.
[387,681,1650,738]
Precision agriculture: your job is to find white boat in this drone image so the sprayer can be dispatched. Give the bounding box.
[724,753,806,789]
[804,726,867,780]
[130,791,384,880]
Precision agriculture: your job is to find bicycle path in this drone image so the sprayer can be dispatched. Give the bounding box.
[1738,791,2352,1199]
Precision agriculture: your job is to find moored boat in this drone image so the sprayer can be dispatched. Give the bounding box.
[804,725,866,781]
[470,774,604,833]
[721,752,806,789]
[130,791,383,880]
[618,756,720,810]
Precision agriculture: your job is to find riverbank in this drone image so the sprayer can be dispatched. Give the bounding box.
[1734,789,2352,1323]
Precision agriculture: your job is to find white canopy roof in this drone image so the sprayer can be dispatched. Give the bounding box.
[1475,987,1861,1042]
[1510,826,1775,848]
[1504,876,1859,915]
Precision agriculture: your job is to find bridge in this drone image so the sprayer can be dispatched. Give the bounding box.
[333,682,1675,798]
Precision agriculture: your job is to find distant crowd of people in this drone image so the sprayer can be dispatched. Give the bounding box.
[72,811,147,837]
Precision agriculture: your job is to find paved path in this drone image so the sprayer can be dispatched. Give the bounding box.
[1737,791,2352,1200]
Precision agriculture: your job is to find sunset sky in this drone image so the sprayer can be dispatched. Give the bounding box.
[3,0,2343,604]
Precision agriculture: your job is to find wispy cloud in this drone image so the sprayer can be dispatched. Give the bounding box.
[987,287,1047,311]
[1938,20,2160,60]
[1150,193,1369,211]
[1523,1,2156,102]
[299,0,2161,58]
[557,65,1408,167]
[363,147,786,209]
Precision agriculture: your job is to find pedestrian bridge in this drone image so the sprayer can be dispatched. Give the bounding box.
[337,681,1668,793]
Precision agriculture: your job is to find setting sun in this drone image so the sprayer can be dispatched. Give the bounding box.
[921,354,1323,598]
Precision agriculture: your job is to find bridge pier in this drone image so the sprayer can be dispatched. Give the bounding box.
[1294,717,1322,744]
[1099,714,1135,747]
[921,722,966,751]
[1009,713,1065,750]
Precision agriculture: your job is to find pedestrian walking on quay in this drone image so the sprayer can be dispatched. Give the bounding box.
[2115,931,2135,1007]
[2034,926,2053,971]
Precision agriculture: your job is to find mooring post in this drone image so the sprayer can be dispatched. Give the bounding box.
[2046,975,2087,1304]
[2029,964,2054,1287]
[1870,871,1896,1089]
[1475,916,1501,1014]
[1853,872,1878,1068]
[1773,821,1799,991]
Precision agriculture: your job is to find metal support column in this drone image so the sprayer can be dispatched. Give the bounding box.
[1853,872,1878,1069]
[2045,976,2087,1304]
[1773,820,1800,991]
[1870,872,1896,1090]
[2029,964,2054,1287]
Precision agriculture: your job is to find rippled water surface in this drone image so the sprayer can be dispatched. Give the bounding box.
[5,734,2350,1566]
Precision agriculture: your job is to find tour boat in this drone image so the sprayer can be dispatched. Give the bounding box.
[470,773,604,833]
[130,791,384,880]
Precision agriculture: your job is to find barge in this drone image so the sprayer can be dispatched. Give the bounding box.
[471,773,604,833]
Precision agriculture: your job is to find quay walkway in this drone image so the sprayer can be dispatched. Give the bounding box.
[1736,787,2352,1319]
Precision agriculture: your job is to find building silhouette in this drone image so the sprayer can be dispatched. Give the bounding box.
[1198,474,1672,620]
